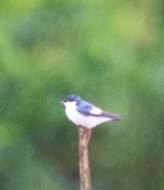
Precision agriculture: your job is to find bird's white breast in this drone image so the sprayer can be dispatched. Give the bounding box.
[64,102,111,128]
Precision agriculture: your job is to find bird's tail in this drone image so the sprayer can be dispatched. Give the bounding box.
[102,112,121,121]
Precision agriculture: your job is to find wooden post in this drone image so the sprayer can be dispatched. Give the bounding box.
[79,126,92,190]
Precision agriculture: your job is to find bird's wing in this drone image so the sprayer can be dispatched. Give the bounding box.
[77,100,100,115]
[77,100,121,120]
[77,100,103,116]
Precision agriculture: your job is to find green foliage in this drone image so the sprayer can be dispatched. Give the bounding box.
[0,0,164,189]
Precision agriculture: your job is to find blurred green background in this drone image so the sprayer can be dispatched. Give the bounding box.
[0,0,164,189]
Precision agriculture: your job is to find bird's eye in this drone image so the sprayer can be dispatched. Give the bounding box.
[65,95,76,102]
[64,99,73,102]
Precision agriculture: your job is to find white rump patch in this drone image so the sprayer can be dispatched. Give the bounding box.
[90,107,102,115]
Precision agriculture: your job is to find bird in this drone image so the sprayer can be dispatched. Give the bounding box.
[62,94,121,128]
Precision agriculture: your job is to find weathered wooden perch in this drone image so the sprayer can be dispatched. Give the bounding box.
[79,126,92,190]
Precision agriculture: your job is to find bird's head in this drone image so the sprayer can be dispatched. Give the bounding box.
[62,94,81,107]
